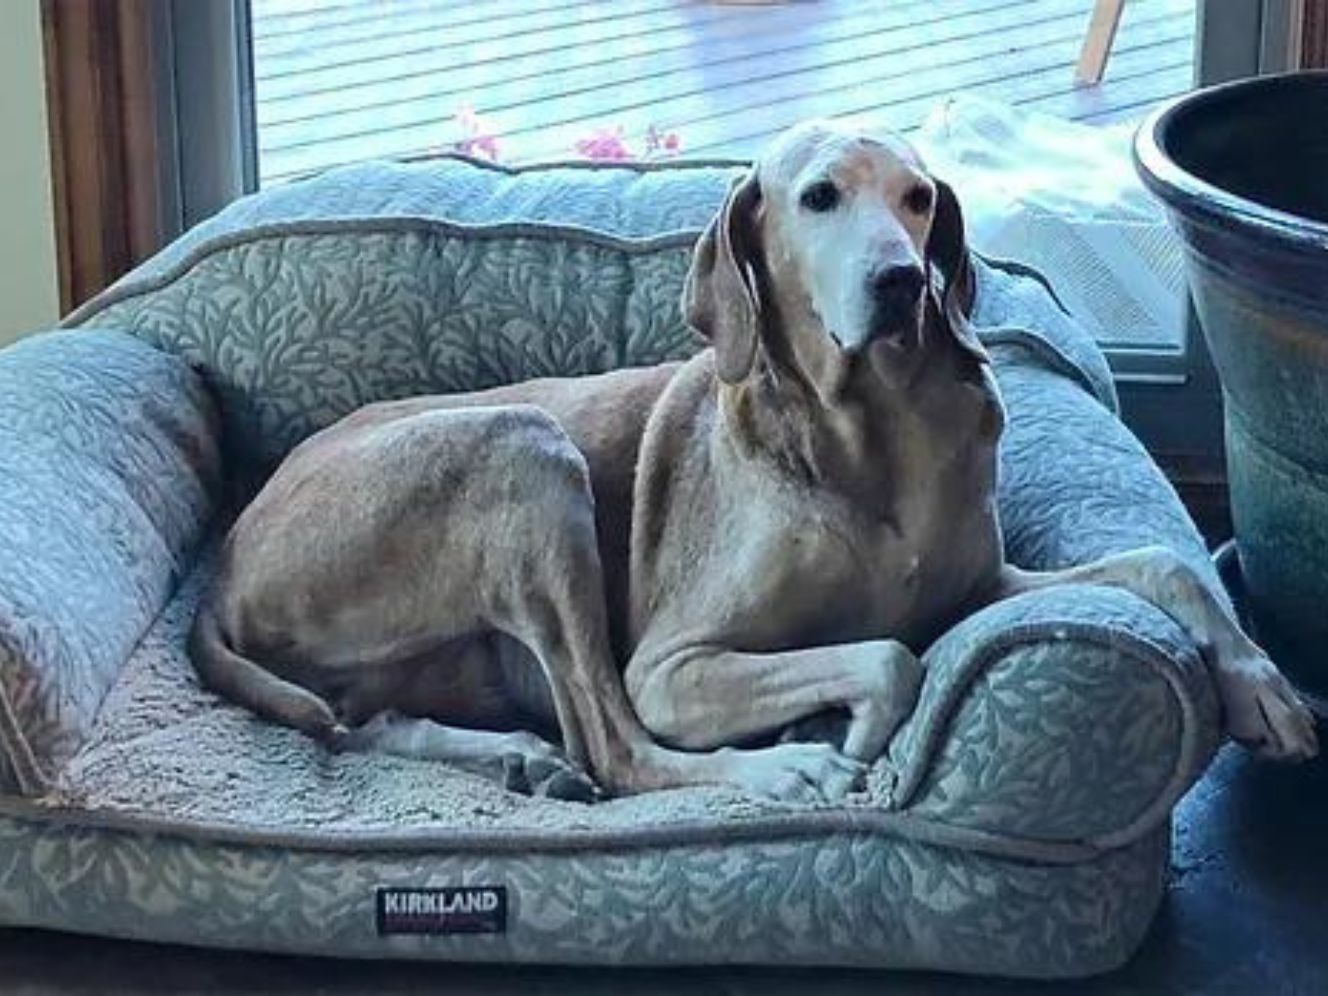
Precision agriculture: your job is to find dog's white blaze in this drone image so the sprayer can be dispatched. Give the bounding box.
[803,216,870,350]
[802,192,917,351]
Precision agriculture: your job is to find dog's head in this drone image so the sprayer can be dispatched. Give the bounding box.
[684,120,985,395]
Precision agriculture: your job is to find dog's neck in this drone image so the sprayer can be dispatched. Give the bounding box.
[718,333,996,529]
[719,353,894,523]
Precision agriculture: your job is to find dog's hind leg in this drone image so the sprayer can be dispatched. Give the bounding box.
[239,402,864,801]
[311,402,691,798]
[995,547,1318,761]
[341,712,598,801]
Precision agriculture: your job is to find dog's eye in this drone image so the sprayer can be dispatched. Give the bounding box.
[903,184,933,214]
[800,180,840,213]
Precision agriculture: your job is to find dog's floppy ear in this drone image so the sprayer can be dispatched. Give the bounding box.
[683,171,765,384]
[925,178,988,364]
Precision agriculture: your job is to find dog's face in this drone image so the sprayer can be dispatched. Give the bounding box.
[684,119,985,394]
[761,121,934,354]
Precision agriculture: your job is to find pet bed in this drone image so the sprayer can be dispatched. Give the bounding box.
[0,156,1220,977]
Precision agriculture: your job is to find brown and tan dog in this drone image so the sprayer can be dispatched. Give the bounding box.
[191,121,1316,802]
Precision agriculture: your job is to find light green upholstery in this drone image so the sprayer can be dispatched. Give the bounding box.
[0,156,1221,977]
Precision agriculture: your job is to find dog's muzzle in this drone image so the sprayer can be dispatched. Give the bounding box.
[867,264,926,341]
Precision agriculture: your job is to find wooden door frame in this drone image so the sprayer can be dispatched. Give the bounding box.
[1294,0,1328,66]
[41,0,180,313]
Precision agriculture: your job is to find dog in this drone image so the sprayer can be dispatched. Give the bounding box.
[190,120,1317,802]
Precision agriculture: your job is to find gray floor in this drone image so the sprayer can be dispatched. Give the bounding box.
[2,740,1325,995]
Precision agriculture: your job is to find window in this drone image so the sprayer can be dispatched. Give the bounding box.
[131,1,1312,462]
[245,0,1197,186]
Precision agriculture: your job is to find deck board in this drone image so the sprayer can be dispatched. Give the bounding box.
[254,0,688,67]
[254,0,863,100]
[686,19,1192,155]
[255,1,711,84]
[250,0,1198,185]
[253,0,617,41]
[258,0,1070,148]
[256,0,1006,126]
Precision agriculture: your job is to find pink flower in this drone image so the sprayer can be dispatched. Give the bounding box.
[452,104,502,162]
[644,124,683,158]
[573,124,684,162]
[460,134,500,161]
[574,126,634,161]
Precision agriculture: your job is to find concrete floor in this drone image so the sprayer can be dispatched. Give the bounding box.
[2,741,1325,996]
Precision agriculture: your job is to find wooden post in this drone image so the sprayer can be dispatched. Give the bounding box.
[1076,0,1127,86]
[1298,0,1328,68]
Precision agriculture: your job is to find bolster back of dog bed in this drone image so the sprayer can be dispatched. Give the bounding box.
[64,158,743,479]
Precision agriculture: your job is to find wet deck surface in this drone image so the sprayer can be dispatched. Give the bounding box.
[252,0,1196,184]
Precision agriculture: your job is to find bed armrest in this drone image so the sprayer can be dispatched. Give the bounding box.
[0,331,220,794]
[888,585,1221,849]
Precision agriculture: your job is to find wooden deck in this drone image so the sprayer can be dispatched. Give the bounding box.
[251,0,1196,186]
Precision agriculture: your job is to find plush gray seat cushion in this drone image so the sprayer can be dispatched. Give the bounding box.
[0,156,1220,977]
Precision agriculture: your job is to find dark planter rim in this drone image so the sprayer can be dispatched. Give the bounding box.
[1133,71,1328,255]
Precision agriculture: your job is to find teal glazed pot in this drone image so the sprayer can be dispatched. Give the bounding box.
[1136,72,1328,694]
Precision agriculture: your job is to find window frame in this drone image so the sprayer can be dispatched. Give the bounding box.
[169,0,257,231]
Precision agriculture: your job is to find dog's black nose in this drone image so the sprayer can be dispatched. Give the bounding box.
[869,264,926,325]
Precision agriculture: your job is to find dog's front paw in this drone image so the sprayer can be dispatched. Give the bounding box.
[496,732,600,802]
[842,641,924,761]
[1217,653,1319,762]
[720,742,865,804]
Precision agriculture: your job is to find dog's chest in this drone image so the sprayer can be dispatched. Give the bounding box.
[722,476,998,650]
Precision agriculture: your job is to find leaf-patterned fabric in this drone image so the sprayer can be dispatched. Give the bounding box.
[0,332,220,792]
[0,156,1220,976]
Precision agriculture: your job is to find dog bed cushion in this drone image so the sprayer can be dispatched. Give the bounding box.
[0,157,1220,977]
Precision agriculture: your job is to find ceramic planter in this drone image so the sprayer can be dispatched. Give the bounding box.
[1136,72,1328,694]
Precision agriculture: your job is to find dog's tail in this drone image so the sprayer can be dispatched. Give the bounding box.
[189,601,347,745]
